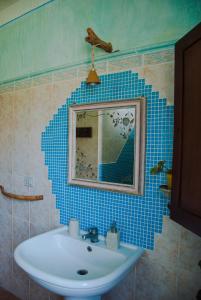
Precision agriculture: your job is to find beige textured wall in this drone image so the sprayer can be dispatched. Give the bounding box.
[0,49,200,300]
[104,216,201,300]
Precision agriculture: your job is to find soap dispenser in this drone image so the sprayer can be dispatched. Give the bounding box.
[106,221,120,250]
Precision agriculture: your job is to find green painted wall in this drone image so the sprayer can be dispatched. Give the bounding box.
[0,0,201,82]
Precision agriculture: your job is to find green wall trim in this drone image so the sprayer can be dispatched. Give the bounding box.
[0,0,56,29]
[1,0,200,84]
[0,40,175,86]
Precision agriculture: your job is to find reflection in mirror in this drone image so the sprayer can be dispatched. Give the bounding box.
[75,107,135,185]
[69,99,145,195]
[75,110,98,180]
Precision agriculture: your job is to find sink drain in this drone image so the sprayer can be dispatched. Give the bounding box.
[77,269,88,275]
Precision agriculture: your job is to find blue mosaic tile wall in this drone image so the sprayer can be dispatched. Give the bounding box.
[41,70,174,250]
[99,130,134,185]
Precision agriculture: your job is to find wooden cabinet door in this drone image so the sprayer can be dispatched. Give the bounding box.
[171,22,201,237]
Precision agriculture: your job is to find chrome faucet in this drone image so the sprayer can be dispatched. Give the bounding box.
[82,227,99,243]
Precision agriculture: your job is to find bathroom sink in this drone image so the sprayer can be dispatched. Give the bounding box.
[14,227,143,300]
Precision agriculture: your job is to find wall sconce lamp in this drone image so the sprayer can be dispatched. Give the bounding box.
[85,28,114,85]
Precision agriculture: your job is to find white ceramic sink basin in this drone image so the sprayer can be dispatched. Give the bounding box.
[14,227,143,300]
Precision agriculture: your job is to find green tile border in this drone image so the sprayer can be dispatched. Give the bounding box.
[0,41,175,87]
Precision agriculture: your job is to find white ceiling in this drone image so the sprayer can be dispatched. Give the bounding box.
[0,0,51,26]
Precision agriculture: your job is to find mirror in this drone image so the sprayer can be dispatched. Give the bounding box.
[68,98,145,194]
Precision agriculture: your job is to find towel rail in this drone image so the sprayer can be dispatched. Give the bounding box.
[0,185,43,201]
